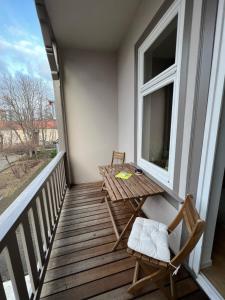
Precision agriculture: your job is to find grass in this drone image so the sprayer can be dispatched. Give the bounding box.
[0,158,50,215]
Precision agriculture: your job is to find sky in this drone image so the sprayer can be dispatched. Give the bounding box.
[0,0,54,97]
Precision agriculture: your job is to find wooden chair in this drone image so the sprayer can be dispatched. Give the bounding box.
[111,150,125,166]
[127,195,205,299]
[101,151,125,191]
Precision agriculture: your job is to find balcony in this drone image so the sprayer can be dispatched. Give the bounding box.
[0,154,208,299]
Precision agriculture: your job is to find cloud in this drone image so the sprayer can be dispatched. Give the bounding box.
[0,26,53,97]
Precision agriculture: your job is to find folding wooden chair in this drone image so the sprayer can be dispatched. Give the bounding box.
[127,195,205,299]
[111,150,125,166]
[101,151,125,191]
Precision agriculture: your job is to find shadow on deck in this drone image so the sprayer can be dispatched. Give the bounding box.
[40,182,208,300]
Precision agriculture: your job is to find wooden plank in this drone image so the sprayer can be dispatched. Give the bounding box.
[48,240,127,270]
[73,181,102,188]
[90,268,191,300]
[90,283,159,300]
[47,180,57,223]
[41,257,135,297]
[114,176,134,199]
[61,159,67,195]
[60,201,122,216]
[61,202,106,212]
[118,174,140,199]
[20,214,39,292]
[54,225,125,248]
[37,191,49,248]
[30,202,45,265]
[104,176,117,201]
[39,182,206,300]
[50,234,120,258]
[61,203,106,215]
[65,189,103,197]
[109,174,128,199]
[59,207,108,220]
[106,174,123,200]
[126,164,163,194]
[45,249,129,282]
[4,236,29,300]
[43,185,53,235]
[64,194,105,203]
[50,174,58,213]
[134,171,163,194]
[53,171,60,210]
[126,174,149,196]
[41,269,134,300]
[105,196,119,239]
[55,165,61,205]
[55,218,129,241]
[58,210,131,227]
[59,206,130,224]
[0,273,7,300]
[63,198,104,209]
[44,182,55,229]
[59,160,64,199]
[56,213,131,236]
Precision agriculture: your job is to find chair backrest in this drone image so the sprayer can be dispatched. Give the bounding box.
[168,195,205,266]
[111,151,125,166]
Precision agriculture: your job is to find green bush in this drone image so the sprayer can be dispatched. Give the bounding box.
[50,149,57,158]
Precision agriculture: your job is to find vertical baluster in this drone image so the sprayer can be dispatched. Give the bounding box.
[20,214,39,293]
[62,157,67,194]
[47,180,56,226]
[0,273,7,300]
[37,192,49,249]
[53,169,60,211]
[61,159,65,196]
[44,182,55,234]
[58,161,63,200]
[51,174,59,214]
[30,204,45,266]
[55,165,60,205]
[56,165,61,205]
[4,235,29,300]
[43,186,53,235]
[60,160,64,196]
[49,177,57,221]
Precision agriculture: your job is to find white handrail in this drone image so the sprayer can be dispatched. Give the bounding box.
[0,151,67,300]
[0,151,65,243]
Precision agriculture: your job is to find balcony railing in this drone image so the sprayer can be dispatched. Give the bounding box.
[0,151,67,300]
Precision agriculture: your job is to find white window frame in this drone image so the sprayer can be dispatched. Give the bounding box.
[137,0,186,189]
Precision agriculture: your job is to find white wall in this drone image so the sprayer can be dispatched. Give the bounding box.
[117,0,164,162]
[62,49,118,183]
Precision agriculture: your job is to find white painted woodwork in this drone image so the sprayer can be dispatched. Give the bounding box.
[0,152,67,299]
[137,0,186,189]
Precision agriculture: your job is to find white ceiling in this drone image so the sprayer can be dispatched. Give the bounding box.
[45,0,141,51]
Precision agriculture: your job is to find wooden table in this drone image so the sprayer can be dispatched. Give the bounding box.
[99,163,164,250]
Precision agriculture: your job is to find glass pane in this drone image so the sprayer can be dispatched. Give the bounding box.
[142,83,174,170]
[144,16,178,83]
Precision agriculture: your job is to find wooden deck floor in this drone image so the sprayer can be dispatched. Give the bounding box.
[40,182,209,300]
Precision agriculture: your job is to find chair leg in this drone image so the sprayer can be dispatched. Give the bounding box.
[133,261,140,284]
[170,272,176,300]
[101,181,105,191]
[101,182,105,203]
[128,269,165,294]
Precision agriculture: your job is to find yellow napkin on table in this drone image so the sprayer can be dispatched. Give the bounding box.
[115,171,132,180]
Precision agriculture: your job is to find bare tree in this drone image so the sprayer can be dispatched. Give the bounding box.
[0,73,54,151]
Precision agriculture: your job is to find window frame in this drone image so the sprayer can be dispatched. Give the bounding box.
[137,0,186,189]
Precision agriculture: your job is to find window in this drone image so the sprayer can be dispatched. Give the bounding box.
[137,0,185,188]
[144,16,178,83]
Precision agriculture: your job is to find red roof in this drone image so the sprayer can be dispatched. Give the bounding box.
[0,119,57,130]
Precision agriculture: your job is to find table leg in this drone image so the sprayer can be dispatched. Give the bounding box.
[105,196,120,239]
[112,197,146,251]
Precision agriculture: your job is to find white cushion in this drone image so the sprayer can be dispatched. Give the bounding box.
[128,217,170,262]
